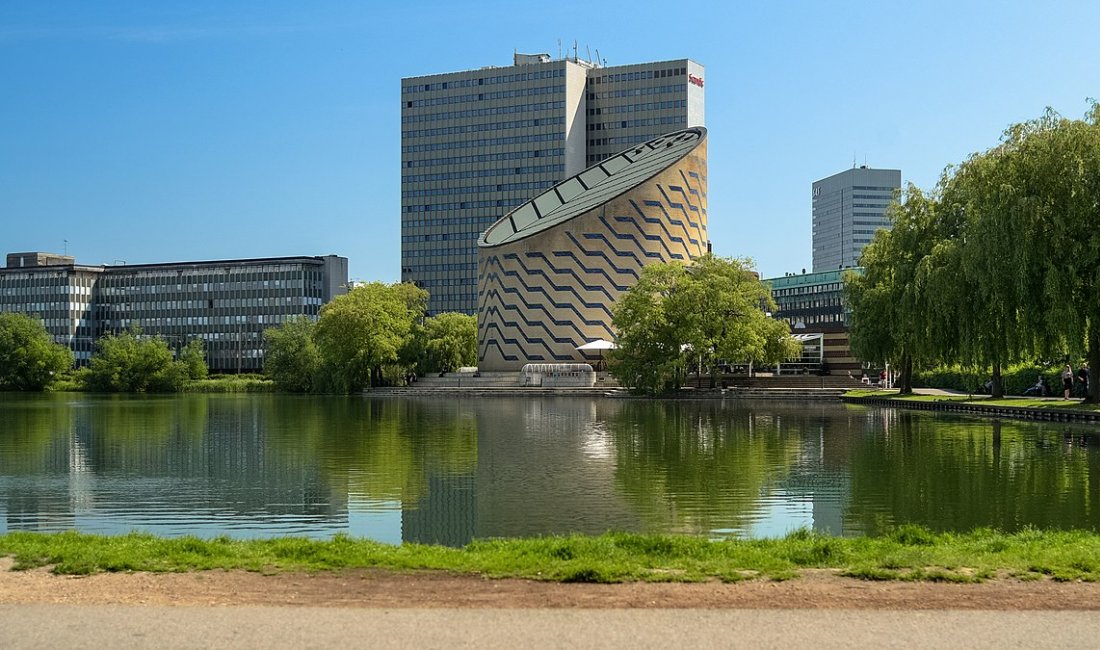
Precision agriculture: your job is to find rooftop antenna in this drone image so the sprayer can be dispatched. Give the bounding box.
[573,40,578,62]
[585,44,592,65]
[63,239,68,255]
[594,48,602,67]
[558,39,562,60]
[852,153,857,169]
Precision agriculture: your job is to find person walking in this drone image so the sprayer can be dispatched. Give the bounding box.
[1077,363,1090,398]
[1062,364,1075,400]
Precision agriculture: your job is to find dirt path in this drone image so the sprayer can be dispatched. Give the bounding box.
[2,559,1099,609]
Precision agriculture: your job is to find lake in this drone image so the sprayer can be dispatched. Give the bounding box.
[1,393,1097,545]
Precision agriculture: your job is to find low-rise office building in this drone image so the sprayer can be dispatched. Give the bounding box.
[0,252,348,372]
[765,269,860,375]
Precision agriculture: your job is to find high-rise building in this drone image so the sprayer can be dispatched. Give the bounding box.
[811,166,900,272]
[401,52,705,314]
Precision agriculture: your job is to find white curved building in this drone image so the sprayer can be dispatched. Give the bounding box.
[477,127,708,371]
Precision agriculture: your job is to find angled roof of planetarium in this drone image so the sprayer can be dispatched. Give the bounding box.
[478,127,706,248]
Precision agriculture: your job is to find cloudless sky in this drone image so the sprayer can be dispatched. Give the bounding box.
[2,1,1098,281]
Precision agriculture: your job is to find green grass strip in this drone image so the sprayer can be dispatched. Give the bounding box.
[3,526,1100,583]
[844,390,1100,411]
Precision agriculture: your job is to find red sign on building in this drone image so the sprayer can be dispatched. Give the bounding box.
[688,74,704,88]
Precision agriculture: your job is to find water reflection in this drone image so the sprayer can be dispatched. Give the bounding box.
[1,394,1099,543]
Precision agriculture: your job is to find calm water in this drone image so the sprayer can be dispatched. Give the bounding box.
[1,393,1098,545]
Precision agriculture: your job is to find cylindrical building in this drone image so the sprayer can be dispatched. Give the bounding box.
[477,127,708,371]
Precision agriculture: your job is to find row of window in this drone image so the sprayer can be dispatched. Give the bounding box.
[402,116,565,140]
[588,99,686,115]
[851,193,893,199]
[106,312,313,328]
[403,68,566,94]
[402,246,480,257]
[852,202,890,208]
[98,279,310,295]
[772,286,843,298]
[402,216,499,229]
[852,185,898,191]
[401,163,564,184]
[587,84,684,101]
[404,83,564,110]
[401,233,482,244]
[100,296,322,310]
[588,133,669,148]
[402,198,524,213]
[402,180,555,199]
[587,115,686,131]
[414,277,473,288]
[588,67,687,84]
[783,313,846,326]
[401,132,563,154]
[401,263,478,274]
[0,285,90,297]
[402,98,564,125]
[403,147,564,168]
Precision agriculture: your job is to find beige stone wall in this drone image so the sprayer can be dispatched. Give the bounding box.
[477,140,708,371]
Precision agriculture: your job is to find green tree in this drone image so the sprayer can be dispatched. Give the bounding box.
[611,255,798,394]
[422,312,478,373]
[1009,106,1100,402]
[611,262,695,393]
[178,338,209,380]
[847,185,944,394]
[85,329,188,392]
[262,316,321,393]
[313,282,428,392]
[0,312,73,391]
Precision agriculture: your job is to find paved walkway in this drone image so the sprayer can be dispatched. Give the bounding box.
[2,606,1099,649]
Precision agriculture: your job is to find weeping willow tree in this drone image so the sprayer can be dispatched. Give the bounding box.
[850,103,1100,400]
[847,185,947,394]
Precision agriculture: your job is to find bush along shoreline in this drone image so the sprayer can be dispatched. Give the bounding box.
[2,527,1099,583]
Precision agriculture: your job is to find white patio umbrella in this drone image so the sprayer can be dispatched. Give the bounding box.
[576,339,617,370]
[576,339,617,351]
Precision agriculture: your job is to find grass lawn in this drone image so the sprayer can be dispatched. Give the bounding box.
[2,527,1100,583]
[845,389,1100,412]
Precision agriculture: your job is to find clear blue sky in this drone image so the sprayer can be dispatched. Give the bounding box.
[2,1,1097,281]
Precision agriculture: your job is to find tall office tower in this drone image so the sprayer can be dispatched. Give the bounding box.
[811,166,901,272]
[401,52,704,314]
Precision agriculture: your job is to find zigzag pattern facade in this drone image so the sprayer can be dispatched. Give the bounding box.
[477,129,708,371]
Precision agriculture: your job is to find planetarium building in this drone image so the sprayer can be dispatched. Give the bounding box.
[477,127,709,371]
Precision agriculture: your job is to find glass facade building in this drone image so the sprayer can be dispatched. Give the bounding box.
[402,52,704,315]
[0,253,348,372]
[765,269,861,375]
